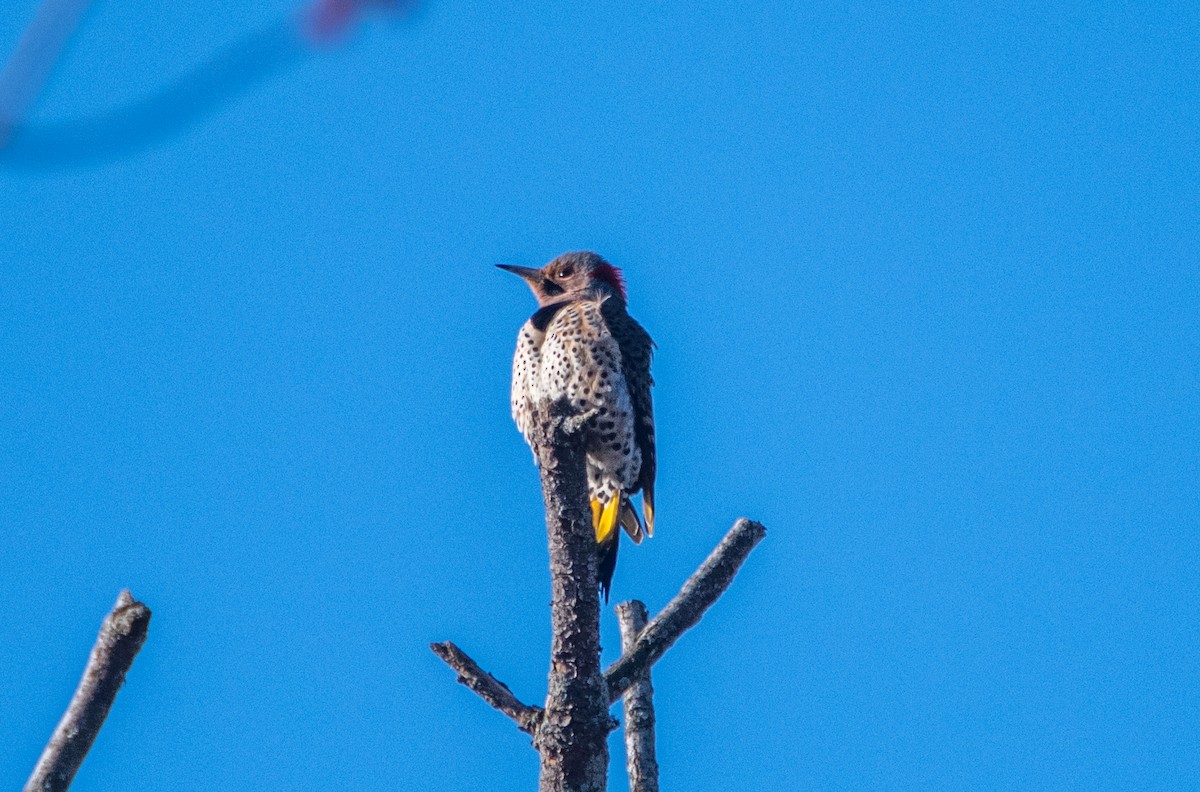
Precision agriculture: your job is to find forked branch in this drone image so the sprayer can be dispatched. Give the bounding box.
[432,517,766,731]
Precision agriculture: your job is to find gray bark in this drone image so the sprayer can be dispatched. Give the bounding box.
[615,601,658,792]
[25,590,151,792]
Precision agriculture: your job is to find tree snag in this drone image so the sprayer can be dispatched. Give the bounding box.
[530,400,610,792]
[430,398,766,792]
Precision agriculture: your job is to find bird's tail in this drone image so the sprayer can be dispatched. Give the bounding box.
[593,493,649,602]
[598,529,619,603]
[594,493,646,543]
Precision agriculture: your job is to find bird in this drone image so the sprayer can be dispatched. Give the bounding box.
[499,251,656,601]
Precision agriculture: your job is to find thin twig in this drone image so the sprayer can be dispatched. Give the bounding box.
[429,641,542,734]
[605,519,766,704]
[615,601,659,792]
[25,590,152,792]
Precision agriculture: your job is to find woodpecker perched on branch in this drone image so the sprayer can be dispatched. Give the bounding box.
[500,252,656,600]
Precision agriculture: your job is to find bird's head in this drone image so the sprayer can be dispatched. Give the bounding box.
[498,251,627,307]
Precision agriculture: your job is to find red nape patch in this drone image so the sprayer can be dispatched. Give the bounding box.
[592,263,627,300]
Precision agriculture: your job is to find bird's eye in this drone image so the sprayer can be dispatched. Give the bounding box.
[558,267,573,278]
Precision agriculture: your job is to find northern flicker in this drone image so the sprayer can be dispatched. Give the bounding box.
[499,251,656,600]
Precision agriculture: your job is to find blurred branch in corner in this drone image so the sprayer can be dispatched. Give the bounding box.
[0,0,420,170]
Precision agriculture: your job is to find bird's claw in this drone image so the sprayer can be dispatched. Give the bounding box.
[561,407,599,435]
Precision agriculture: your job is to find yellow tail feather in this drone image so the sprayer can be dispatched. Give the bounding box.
[596,495,620,544]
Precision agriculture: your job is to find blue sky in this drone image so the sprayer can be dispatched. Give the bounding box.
[2,1,1197,789]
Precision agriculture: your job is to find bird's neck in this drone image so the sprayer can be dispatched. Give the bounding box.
[540,285,626,310]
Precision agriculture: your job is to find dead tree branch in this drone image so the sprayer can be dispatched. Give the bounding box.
[25,590,152,792]
[605,518,766,704]
[531,400,610,792]
[429,641,541,734]
[615,601,658,792]
[432,515,766,788]
[430,401,766,791]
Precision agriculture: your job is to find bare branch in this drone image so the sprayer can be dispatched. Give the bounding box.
[615,601,659,792]
[25,590,151,792]
[429,641,542,735]
[605,518,766,704]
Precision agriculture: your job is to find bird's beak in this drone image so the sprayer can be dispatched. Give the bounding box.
[496,264,545,287]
